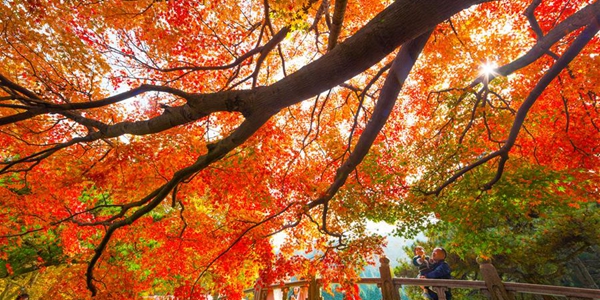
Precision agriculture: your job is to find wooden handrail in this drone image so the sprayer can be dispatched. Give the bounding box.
[247,278,485,290]
[243,280,311,294]
[389,279,600,299]
[503,282,600,299]
[390,278,488,289]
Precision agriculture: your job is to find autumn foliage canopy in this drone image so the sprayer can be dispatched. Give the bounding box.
[1,0,599,298]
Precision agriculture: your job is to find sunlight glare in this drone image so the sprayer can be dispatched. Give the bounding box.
[480,61,498,77]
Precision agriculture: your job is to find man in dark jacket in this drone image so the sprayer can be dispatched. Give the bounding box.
[419,247,452,300]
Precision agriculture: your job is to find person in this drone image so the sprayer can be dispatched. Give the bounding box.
[413,245,431,294]
[412,245,431,275]
[289,286,303,300]
[419,247,452,300]
[15,293,29,300]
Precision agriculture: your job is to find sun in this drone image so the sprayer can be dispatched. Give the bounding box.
[480,61,498,77]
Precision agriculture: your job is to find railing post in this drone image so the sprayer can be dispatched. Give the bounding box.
[282,287,290,300]
[253,288,265,300]
[431,287,449,300]
[379,256,401,300]
[479,258,514,300]
[308,276,322,300]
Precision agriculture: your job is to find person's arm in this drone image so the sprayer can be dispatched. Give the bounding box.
[412,256,422,266]
[424,262,451,279]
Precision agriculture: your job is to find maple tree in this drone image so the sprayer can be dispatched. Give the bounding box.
[1,0,599,298]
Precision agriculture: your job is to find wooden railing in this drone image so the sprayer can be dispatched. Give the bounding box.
[249,257,600,300]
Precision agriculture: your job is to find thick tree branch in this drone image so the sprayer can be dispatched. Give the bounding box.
[524,0,544,40]
[251,27,290,88]
[327,0,348,51]
[307,30,433,211]
[0,73,41,101]
[0,84,196,126]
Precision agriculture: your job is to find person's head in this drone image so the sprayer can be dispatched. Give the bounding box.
[414,245,425,256]
[16,294,29,300]
[293,286,300,293]
[431,247,447,261]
